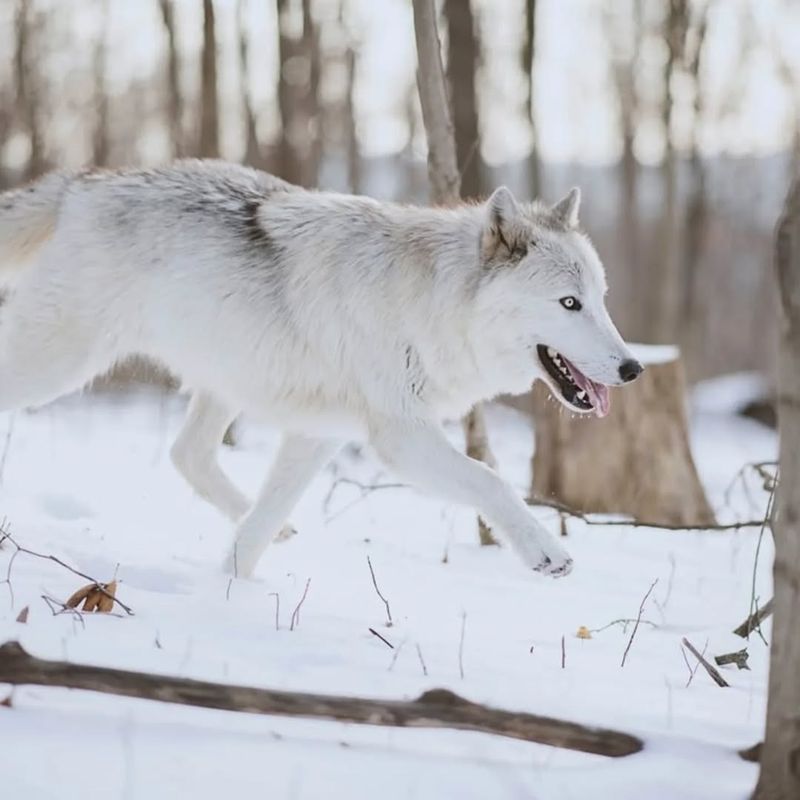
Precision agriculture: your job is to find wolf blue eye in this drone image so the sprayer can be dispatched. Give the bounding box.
[560,296,582,311]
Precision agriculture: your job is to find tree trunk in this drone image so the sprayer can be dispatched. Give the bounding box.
[531,345,714,527]
[523,0,540,198]
[608,0,642,338]
[679,3,710,379]
[650,0,688,344]
[412,0,498,546]
[275,0,321,187]
[444,0,481,199]
[345,45,361,194]
[199,0,219,158]
[237,0,262,168]
[92,0,110,167]
[14,0,45,179]
[158,0,184,157]
[753,179,800,799]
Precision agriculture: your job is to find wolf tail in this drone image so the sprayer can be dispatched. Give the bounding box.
[0,171,70,283]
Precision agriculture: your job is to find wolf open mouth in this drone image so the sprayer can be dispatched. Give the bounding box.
[536,344,611,418]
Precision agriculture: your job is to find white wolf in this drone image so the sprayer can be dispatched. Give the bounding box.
[0,160,641,578]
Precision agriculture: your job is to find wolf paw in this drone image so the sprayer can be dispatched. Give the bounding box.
[274,523,298,543]
[533,555,573,578]
[521,535,573,578]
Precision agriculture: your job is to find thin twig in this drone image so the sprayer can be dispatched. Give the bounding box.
[682,637,730,687]
[0,525,133,615]
[681,637,708,687]
[0,413,15,485]
[415,642,428,677]
[620,579,658,667]
[324,478,408,522]
[527,497,767,533]
[388,639,407,672]
[289,578,311,632]
[269,592,280,631]
[225,577,233,602]
[41,594,86,627]
[458,611,466,679]
[746,481,776,645]
[366,556,393,626]
[561,635,566,669]
[589,618,658,635]
[369,627,394,649]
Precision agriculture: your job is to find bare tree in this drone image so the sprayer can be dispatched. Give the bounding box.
[650,0,689,343]
[679,1,710,369]
[523,0,540,197]
[607,0,643,336]
[199,0,219,157]
[412,0,498,547]
[275,0,321,187]
[344,44,360,193]
[237,0,263,167]
[159,0,184,157]
[92,0,111,167]
[753,178,800,800]
[444,0,481,199]
[14,0,45,179]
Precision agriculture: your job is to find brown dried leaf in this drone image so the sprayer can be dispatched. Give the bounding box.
[65,583,96,609]
[81,589,102,612]
[576,626,592,640]
[15,606,29,624]
[95,581,117,613]
[65,580,119,613]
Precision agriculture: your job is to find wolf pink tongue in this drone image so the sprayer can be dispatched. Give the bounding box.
[589,381,611,418]
[564,359,612,418]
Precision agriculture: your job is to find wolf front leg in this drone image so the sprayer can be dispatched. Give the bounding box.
[224,435,341,578]
[369,418,573,576]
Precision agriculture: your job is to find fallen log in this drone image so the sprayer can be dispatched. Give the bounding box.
[0,640,642,758]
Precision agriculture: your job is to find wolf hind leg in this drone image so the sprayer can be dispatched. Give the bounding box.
[0,300,113,413]
[170,392,251,522]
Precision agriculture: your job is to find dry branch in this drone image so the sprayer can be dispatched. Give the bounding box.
[366,556,393,626]
[681,637,730,688]
[527,496,765,532]
[289,578,311,632]
[733,597,774,638]
[620,579,658,667]
[0,641,643,758]
[368,627,394,649]
[714,648,750,671]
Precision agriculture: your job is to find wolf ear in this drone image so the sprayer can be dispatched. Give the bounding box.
[482,187,527,264]
[551,187,581,229]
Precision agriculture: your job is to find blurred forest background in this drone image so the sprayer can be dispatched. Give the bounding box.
[0,0,798,387]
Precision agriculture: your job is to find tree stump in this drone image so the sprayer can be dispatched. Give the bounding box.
[530,344,715,526]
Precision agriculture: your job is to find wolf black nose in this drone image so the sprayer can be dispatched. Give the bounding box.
[619,359,643,383]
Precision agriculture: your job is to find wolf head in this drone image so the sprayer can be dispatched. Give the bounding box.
[473,186,641,417]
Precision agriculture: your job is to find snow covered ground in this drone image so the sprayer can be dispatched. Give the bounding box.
[0,380,776,799]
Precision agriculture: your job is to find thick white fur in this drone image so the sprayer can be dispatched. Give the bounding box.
[0,160,636,578]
